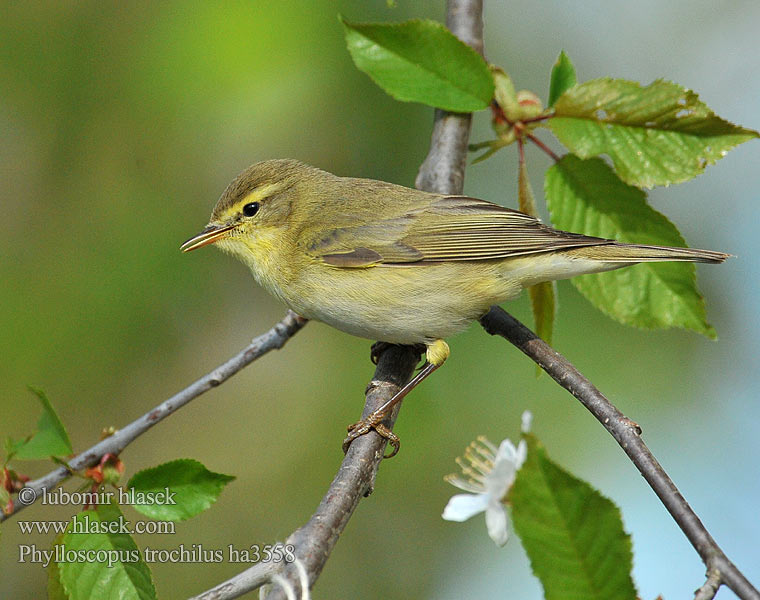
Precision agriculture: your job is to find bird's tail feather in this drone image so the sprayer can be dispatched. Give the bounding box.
[567,243,730,264]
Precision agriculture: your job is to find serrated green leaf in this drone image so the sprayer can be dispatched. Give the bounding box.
[518,156,557,347]
[59,500,156,600]
[48,534,69,600]
[545,155,716,337]
[14,387,73,460]
[548,50,577,107]
[127,459,235,521]
[550,78,758,187]
[341,17,493,111]
[511,433,637,600]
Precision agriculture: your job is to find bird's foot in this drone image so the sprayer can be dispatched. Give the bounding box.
[342,411,400,459]
[369,342,426,365]
[369,342,394,365]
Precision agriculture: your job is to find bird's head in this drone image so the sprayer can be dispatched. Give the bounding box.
[180,159,323,257]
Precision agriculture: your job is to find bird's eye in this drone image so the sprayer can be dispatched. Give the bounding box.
[242,202,260,217]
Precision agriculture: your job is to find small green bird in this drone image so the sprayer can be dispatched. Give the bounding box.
[181,159,727,456]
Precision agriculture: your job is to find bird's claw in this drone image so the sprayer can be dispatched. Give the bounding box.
[369,342,393,365]
[342,416,400,458]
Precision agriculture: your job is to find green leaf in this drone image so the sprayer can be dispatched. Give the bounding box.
[528,282,556,344]
[59,500,156,600]
[549,78,758,187]
[127,459,235,521]
[510,433,637,600]
[518,155,556,347]
[545,155,716,337]
[14,387,73,460]
[5,436,27,462]
[548,50,577,107]
[48,534,69,600]
[341,17,493,111]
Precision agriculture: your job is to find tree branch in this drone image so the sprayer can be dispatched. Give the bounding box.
[415,0,482,194]
[479,306,760,600]
[189,347,420,600]
[192,2,485,599]
[695,568,723,600]
[1,310,307,523]
[188,561,280,600]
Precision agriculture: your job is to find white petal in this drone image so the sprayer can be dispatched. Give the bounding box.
[486,438,520,498]
[521,410,533,433]
[442,493,489,522]
[485,461,515,500]
[495,438,519,464]
[515,439,527,469]
[485,502,509,546]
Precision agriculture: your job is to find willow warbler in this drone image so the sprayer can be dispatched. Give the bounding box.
[181,159,727,456]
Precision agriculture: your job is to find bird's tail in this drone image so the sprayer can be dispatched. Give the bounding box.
[567,243,730,264]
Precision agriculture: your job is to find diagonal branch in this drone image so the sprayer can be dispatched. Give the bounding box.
[1,310,307,523]
[479,306,760,600]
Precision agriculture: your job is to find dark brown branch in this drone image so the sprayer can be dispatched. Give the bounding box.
[479,306,760,600]
[1,310,306,523]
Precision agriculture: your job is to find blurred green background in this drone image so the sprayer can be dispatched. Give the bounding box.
[2,1,758,598]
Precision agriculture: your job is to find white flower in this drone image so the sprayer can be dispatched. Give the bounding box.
[442,412,531,546]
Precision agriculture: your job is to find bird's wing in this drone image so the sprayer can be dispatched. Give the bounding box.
[310,196,613,268]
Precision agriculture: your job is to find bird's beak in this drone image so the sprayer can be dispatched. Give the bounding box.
[180,223,237,252]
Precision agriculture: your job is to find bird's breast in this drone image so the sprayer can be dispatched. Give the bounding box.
[276,261,522,344]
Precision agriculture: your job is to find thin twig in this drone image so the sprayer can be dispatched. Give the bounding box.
[526,132,560,162]
[479,306,760,600]
[195,345,421,600]
[694,568,723,600]
[1,310,307,523]
[269,346,421,599]
[521,113,553,124]
[189,561,280,600]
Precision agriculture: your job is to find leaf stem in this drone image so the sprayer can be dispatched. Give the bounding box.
[521,113,553,124]
[526,133,560,162]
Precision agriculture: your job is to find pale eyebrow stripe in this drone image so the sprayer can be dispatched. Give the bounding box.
[219,182,286,220]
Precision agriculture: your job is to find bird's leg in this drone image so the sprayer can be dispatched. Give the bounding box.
[343,339,450,458]
[369,341,426,366]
